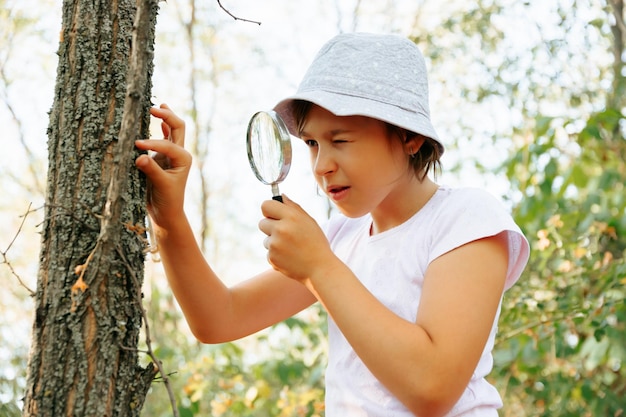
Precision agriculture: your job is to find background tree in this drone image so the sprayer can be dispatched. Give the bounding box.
[21,0,162,416]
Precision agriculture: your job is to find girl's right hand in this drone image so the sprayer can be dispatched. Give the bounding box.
[135,103,191,230]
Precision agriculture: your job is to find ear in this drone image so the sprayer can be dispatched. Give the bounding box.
[405,134,426,157]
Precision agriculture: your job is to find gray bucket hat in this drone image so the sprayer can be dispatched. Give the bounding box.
[273,32,443,154]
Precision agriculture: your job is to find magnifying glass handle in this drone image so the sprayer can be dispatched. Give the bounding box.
[271,183,283,203]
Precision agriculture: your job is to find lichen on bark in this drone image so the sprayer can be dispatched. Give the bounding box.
[23,1,161,416]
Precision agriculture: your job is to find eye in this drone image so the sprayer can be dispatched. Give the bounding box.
[304,139,318,147]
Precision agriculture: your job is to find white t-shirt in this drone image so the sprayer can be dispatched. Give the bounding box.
[323,186,530,416]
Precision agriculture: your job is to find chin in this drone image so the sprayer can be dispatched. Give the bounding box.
[335,204,369,219]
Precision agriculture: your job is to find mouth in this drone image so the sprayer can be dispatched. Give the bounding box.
[327,185,350,200]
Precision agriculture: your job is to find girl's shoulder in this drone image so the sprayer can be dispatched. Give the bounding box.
[434,185,506,207]
[427,186,514,223]
[428,185,518,229]
[429,186,530,289]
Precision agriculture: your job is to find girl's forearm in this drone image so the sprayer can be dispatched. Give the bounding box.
[154,215,234,341]
[154,214,317,343]
[304,261,457,417]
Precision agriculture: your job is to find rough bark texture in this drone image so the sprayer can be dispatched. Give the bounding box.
[23,0,160,416]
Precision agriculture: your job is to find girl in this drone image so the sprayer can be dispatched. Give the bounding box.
[135,33,529,417]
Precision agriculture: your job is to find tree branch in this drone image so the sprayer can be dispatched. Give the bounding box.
[216,0,261,25]
[1,203,36,296]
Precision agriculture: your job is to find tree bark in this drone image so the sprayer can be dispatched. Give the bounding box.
[23,0,160,416]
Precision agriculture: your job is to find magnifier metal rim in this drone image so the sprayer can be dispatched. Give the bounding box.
[246,110,292,185]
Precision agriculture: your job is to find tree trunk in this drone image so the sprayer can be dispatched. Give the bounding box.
[609,0,625,110]
[22,0,160,416]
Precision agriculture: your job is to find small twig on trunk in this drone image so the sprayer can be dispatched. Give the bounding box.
[1,203,36,296]
[216,0,261,25]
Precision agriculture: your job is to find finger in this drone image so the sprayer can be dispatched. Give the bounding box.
[153,151,171,170]
[150,104,185,146]
[135,152,182,195]
[135,139,191,170]
[280,193,301,209]
[135,153,163,178]
[262,194,304,220]
[260,199,286,220]
[161,121,171,140]
[258,217,272,236]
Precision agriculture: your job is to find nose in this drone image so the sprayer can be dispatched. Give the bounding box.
[312,146,336,177]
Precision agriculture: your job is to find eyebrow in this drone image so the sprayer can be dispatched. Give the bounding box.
[299,128,354,138]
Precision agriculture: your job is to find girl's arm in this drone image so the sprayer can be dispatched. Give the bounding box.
[261,196,509,417]
[151,212,316,343]
[135,105,316,343]
[314,234,508,417]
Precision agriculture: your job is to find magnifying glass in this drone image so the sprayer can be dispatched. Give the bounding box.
[246,110,292,202]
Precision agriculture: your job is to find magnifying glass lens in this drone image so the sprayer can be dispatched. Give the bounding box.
[247,111,292,201]
[249,114,285,182]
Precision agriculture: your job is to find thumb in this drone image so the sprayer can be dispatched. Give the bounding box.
[135,154,165,183]
[281,194,302,210]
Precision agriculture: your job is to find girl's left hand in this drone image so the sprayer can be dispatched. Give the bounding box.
[258,195,336,283]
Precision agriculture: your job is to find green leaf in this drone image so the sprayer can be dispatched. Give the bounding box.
[570,164,588,188]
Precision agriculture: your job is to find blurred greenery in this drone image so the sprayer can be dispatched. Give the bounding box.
[495,108,625,416]
[141,282,327,417]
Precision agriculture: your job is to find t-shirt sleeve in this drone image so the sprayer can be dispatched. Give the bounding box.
[428,188,530,291]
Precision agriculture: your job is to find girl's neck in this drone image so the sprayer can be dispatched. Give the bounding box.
[370,176,439,236]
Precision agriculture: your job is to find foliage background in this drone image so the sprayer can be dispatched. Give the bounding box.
[1,0,624,416]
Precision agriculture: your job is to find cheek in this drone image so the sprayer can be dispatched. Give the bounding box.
[308,153,323,182]
[383,142,410,172]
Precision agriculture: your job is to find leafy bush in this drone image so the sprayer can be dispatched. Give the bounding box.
[495,110,626,416]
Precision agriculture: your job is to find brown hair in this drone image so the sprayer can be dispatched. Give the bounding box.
[386,124,442,180]
[292,99,442,180]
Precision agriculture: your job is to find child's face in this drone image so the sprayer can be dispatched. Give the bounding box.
[299,105,412,218]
